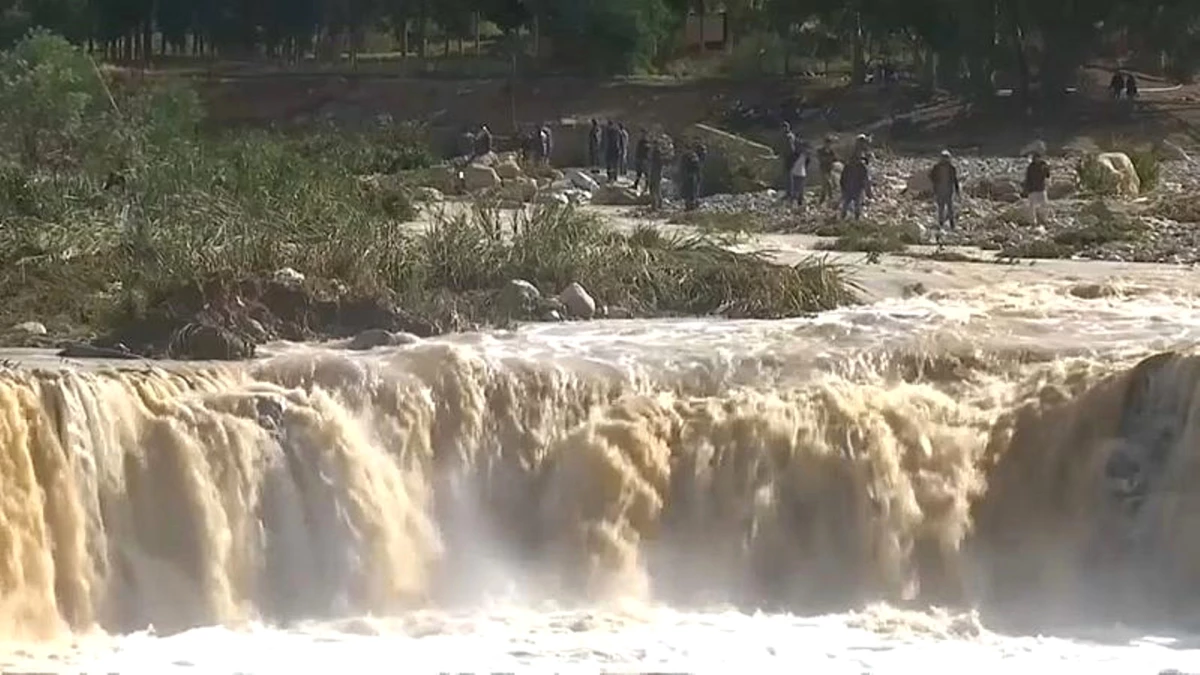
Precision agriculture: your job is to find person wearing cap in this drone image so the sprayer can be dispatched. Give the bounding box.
[929,149,961,238]
[1022,148,1051,225]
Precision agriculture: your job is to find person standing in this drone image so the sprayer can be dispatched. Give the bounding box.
[1124,73,1139,101]
[1109,71,1126,100]
[633,129,651,192]
[780,121,797,197]
[1022,149,1051,226]
[840,155,869,220]
[472,124,493,160]
[680,144,703,211]
[817,135,838,205]
[929,149,961,238]
[617,123,631,178]
[648,140,665,210]
[539,122,554,167]
[588,119,602,168]
[790,139,810,209]
[604,120,620,182]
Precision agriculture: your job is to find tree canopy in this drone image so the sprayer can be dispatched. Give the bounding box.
[0,0,1195,84]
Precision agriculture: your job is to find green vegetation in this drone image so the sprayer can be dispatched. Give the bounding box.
[0,32,859,356]
[815,218,922,254]
[0,0,1194,85]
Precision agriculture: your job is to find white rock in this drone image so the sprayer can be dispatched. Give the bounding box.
[14,321,47,335]
[463,164,502,191]
[1080,152,1140,197]
[273,267,305,286]
[566,169,600,193]
[557,282,596,319]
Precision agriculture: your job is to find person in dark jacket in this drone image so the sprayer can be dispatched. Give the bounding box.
[633,129,651,192]
[840,155,869,220]
[1022,149,1051,225]
[817,135,838,205]
[473,124,493,159]
[648,139,665,210]
[604,121,621,182]
[929,149,961,235]
[680,144,703,211]
[588,119,602,168]
[1109,70,1126,100]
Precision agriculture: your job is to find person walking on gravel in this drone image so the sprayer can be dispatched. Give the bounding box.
[588,119,602,169]
[929,149,961,238]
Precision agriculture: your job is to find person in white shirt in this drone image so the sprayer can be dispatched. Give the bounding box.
[790,140,810,209]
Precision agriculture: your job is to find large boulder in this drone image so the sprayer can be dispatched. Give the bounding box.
[463,164,502,192]
[494,156,524,180]
[500,279,541,317]
[346,329,420,351]
[500,177,539,202]
[1079,152,1140,197]
[167,323,256,361]
[567,169,600,193]
[592,185,647,206]
[557,282,596,319]
[688,123,777,186]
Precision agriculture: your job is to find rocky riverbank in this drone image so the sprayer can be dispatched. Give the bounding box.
[632,143,1200,263]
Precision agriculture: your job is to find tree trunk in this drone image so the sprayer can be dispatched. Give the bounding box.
[850,12,866,85]
[474,12,481,53]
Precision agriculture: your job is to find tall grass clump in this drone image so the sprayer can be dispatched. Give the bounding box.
[413,204,860,319]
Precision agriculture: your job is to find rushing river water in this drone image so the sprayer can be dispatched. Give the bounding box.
[5,274,1200,673]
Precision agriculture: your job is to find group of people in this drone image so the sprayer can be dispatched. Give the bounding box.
[588,119,709,211]
[778,124,875,219]
[780,121,1056,241]
[1109,70,1140,100]
[925,147,1052,239]
[459,124,494,161]
[518,122,555,166]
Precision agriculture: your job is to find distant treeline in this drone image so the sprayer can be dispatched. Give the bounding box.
[0,0,1196,86]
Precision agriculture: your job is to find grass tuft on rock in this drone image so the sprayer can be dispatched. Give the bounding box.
[816,218,920,254]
